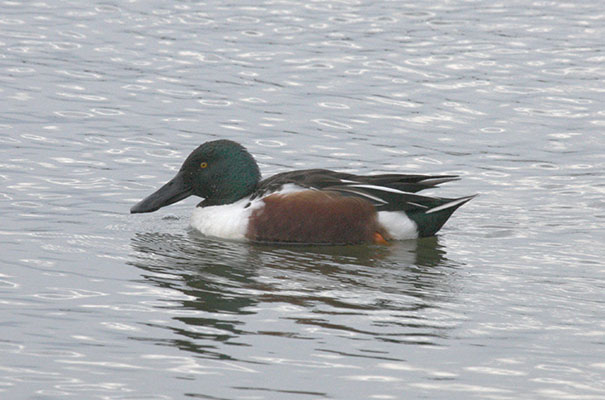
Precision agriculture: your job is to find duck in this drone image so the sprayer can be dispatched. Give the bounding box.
[130,139,475,245]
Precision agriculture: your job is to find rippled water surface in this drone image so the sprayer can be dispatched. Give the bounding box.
[2,1,604,399]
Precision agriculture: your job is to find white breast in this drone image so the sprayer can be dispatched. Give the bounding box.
[190,198,263,240]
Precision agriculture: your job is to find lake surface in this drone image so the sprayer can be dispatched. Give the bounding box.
[2,1,604,399]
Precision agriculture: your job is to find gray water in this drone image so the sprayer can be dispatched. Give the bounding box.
[2,1,604,399]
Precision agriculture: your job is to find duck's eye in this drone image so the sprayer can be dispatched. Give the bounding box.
[200,162,208,169]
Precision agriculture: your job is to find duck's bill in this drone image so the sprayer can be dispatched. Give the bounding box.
[130,171,192,213]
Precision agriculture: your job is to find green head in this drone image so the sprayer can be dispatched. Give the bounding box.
[130,139,261,213]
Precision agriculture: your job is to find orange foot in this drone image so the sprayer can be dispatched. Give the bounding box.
[373,232,389,245]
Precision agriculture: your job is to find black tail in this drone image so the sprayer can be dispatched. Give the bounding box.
[407,195,476,237]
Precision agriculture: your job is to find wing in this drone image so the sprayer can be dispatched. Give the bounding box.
[255,169,459,198]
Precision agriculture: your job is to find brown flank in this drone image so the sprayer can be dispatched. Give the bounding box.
[246,190,386,244]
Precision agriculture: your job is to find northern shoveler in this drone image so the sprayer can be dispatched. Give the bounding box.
[131,139,475,245]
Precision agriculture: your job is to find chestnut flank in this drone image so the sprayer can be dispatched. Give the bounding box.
[247,191,384,244]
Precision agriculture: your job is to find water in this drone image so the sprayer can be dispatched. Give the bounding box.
[2,0,604,398]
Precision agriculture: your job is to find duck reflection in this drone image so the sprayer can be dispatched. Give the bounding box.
[129,231,462,359]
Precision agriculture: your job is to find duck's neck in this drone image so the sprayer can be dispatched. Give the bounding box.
[199,180,259,207]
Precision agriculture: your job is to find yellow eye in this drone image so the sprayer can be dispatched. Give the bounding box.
[200,162,208,169]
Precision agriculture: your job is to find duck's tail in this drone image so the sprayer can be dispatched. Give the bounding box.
[407,195,477,237]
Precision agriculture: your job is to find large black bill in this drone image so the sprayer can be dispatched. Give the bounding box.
[130,171,192,213]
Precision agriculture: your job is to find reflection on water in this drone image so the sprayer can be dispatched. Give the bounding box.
[129,232,462,360]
